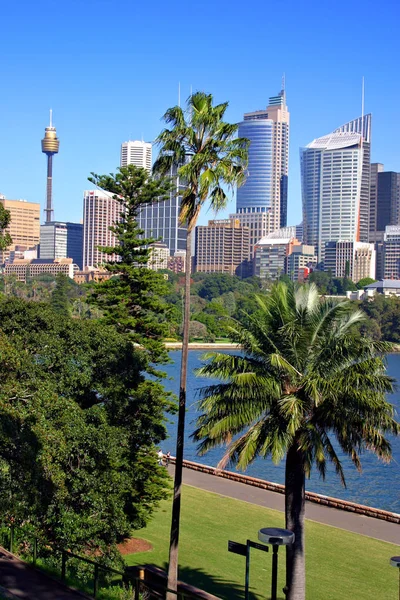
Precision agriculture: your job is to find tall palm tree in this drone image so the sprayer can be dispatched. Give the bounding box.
[153,92,249,596]
[193,283,399,600]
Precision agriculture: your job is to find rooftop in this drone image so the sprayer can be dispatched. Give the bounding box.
[365,280,400,289]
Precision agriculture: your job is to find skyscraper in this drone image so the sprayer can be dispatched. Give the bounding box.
[82,190,120,268]
[0,197,40,264]
[41,110,60,223]
[236,89,289,234]
[120,140,152,173]
[40,221,83,269]
[301,114,371,264]
[369,163,384,242]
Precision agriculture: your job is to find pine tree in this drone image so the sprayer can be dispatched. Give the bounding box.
[51,273,71,317]
[88,165,173,366]
[0,203,12,251]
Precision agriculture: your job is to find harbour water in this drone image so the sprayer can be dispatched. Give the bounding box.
[162,351,400,513]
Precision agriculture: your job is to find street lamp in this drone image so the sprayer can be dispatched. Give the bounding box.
[258,527,295,600]
[390,556,400,600]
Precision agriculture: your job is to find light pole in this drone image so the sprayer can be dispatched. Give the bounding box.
[390,556,400,600]
[258,527,295,600]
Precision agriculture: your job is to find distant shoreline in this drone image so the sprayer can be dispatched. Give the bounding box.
[165,342,400,352]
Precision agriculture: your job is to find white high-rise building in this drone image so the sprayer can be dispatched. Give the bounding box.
[120,140,152,173]
[83,190,120,268]
[301,114,371,264]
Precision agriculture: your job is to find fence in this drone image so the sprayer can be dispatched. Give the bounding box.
[0,523,204,600]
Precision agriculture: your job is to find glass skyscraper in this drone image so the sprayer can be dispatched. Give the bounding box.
[236,89,289,235]
[40,222,83,269]
[301,115,371,264]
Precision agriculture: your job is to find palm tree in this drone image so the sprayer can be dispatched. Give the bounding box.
[193,283,399,600]
[153,92,249,596]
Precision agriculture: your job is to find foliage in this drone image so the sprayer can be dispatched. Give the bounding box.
[360,294,400,343]
[0,298,173,561]
[88,165,174,365]
[0,203,12,250]
[193,282,399,599]
[356,277,376,289]
[50,273,71,316]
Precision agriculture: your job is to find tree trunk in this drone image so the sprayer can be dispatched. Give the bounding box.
[285,441,306,600]
[166,228,192,599]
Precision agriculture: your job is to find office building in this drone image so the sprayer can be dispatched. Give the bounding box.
[369,163,385,242]
[229,212,271,255]
[40,221,83,269]
[325,241,375,282]
[137,164,188,255]
[0,197,40,264]
[254,236,300,280]
[195,218,251,277]
[377,171,400,232]
[4,258,75,282]
[168,250,186,273]
[383,225,400,279]
[41,111,60,223]
[236,88,289,233]
[286,244,317,282]
[301,114,371,264]
[120,140,152,173]
[83,190,120,269]
[148,242,170,271]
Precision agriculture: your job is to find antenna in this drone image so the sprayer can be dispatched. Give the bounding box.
[360,76,365,146]
[49,108,53,128]
[282,73,285,92]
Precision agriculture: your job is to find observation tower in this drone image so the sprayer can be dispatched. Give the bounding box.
[41,110,59,223]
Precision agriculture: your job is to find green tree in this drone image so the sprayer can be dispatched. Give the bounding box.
[51,273,71,316]
[88,165,173,366]
[356,277,376,289]
[308,270,329,294]
[0,203,12,250]
[154,92,249,595]
[193,283,399,600]
[197,273,240,301]
[0,298,173,562]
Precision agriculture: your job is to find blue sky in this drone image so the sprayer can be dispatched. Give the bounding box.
[1,0,399,228]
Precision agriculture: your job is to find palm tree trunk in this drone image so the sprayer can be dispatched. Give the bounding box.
[285,441,306,600]
[166,228,192,599]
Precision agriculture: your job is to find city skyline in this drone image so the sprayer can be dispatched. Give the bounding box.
[1,0,399,231]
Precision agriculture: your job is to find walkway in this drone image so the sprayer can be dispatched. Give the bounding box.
[170,466,400,545]
[0,548,87,600]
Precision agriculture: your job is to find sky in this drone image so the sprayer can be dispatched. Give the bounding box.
[1,0,399,228]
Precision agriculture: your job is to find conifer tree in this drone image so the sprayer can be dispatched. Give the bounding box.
[0,203,12,251]
[51,273,71,317]
[88,165,173,366]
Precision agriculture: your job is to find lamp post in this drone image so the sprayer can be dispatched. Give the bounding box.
[258,527,295,600]
[390,556,400,600]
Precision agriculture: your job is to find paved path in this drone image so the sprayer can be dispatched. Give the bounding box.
[170,466,400,545]
[0,548,87,600]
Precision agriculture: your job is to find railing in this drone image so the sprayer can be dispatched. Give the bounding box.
[0,522,201,599]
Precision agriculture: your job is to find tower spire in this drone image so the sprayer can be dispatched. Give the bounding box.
[41,111,60,223]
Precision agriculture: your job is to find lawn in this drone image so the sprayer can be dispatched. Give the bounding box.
[126,485,398,600]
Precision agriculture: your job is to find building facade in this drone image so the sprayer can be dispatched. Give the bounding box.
[369,163,385,242]
[40,221,83,269]
[120,140,152,173]
[4,258,75,282]
[195,218,251,277]
[286,244,316,282]
[236,89,289,233]
[325,240,375,282]
[301,115,371,265]
[376,171,400,233]
[383,225,400,279]
[229,212,271,256]
[0,197,40,264]
[254,236,299,280]
[83,190,120,268]
[147,242,170,271]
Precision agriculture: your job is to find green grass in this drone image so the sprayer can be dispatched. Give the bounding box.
[126,485,399,600]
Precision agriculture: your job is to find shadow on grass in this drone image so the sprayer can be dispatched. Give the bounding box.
[155,562,260,600]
